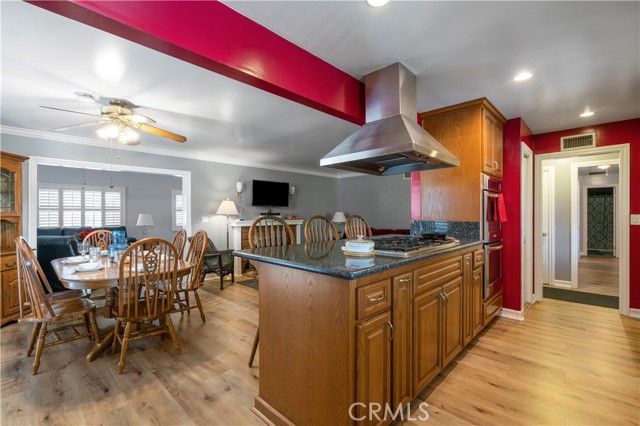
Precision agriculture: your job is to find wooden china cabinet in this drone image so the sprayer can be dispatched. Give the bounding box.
[1,151,28,325]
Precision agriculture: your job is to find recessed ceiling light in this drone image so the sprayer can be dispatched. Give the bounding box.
[74,92,96,103]
[366,0,390,7]
[95,48,126,81]
[513,72,532,82]
[598,165,610,170]
[580,111,594,117]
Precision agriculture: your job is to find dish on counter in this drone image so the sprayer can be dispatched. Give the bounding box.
[344,235,375,253]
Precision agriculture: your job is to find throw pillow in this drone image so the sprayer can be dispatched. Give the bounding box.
[76,228,94,240]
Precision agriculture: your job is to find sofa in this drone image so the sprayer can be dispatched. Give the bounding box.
[36,226,136,291]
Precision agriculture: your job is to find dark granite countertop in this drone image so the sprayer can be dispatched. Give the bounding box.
[234,238,483,280]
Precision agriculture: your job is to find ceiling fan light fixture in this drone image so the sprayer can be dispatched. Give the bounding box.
[96,122,121,140]
[118,126,141,145]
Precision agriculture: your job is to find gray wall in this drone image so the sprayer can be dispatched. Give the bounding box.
[543,152,619,282]
[337,174,412,229]
[38,166,181,241]
[3,134,412,248]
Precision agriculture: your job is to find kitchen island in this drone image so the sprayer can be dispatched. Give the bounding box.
[235,238,500,426]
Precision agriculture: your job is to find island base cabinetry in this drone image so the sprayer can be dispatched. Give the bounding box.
[249,244,501,426]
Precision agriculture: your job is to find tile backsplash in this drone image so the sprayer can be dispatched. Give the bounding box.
[410,220,481,240]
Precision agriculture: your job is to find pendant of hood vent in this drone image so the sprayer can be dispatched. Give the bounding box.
[320,63,459,176]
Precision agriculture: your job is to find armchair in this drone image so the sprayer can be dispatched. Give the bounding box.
[190,237,234,290]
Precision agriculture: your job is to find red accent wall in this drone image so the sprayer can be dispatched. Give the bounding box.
[501,118,533,310]
[534,118,640,309]
[27,0,365,125]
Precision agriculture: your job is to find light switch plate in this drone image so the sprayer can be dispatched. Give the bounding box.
[631,214,640,225]
[202,216,209,223]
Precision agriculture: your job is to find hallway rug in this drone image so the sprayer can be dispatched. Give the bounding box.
[543,286,618,308]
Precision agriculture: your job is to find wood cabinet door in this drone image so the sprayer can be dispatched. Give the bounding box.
[356,311,392,426]
[442,277,463,366]
[462,254,473,346]
[391,273,412,408]
[1,268,19,318]
[482,110,495,176]
[493,121,503,179]
[412,286,442,394]
[472,268,484,337]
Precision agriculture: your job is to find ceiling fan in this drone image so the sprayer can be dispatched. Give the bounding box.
[40,94,187,145]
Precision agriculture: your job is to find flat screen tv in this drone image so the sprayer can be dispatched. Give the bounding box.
[252,179,289,207]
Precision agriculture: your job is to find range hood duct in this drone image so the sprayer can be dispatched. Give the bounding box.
[320,63,460,176]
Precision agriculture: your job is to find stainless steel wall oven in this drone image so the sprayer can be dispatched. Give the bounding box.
[482,175,503,300]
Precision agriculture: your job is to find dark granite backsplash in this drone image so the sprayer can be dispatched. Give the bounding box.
[411,221,481,240]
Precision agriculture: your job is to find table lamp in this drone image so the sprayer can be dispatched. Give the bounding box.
[216,198,239,249]
[332,211,346,239]
[136,213,154,238]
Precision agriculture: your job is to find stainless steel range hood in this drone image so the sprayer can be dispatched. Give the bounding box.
[320,63,459,176]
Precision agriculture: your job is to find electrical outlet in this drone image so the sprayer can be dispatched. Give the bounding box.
[631,214,640,225]
[202,216,209,223]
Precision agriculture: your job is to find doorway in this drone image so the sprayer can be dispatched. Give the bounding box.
[534,145,630,315]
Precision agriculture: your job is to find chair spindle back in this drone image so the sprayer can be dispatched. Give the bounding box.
[248,216,295,248]
[304,215,339,242]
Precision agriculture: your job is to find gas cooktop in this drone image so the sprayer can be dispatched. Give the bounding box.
[373,235,460,258]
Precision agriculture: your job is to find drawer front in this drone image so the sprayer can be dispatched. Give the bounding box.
[357,279,391,320]
[483,289,503,325]
[1,255,17,271]
[473,250,484,269]
[413,256,462,296]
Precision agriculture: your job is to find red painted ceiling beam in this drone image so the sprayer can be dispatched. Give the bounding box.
[27,0,365,125]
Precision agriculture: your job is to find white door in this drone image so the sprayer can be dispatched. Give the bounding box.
[541,168,551,284]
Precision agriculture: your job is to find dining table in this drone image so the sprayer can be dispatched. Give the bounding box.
[51,255,193,361]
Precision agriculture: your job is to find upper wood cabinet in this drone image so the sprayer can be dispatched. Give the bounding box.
[419,98,506,222]
[1,152,28,326]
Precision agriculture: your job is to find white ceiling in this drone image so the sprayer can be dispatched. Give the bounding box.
[1,1,638,177]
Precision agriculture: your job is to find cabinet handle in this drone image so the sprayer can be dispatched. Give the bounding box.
[440,293,446,307]
[397,277,411,283]
[493,161,499,171]
[487,245,504,251]
[4,291,9,300]
[387,321,394,341]
[4,262,15,268]
[367,293,385,303]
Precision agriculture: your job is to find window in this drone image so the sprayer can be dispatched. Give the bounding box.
[37,185,125,228]
[172,190,183,231]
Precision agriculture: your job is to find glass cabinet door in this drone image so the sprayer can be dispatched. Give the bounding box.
[0,166,17,213]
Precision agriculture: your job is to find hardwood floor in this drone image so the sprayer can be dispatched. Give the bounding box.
[2,280,638,425]
[576,255,619,296]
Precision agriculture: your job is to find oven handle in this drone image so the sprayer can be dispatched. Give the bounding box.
[486,193,499,198]
[487,245,504,251]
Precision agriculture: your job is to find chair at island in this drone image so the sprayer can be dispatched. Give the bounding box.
[344,214,372,239]
[15,237,100,375]
[247,216,294,367]
[304,215,340,242]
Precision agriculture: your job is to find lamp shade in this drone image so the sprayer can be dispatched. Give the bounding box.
[136,213,154,226]
[216,198,239,216]
[332,211,346,223]
[236,182,243,193]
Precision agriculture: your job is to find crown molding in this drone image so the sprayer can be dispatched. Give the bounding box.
[0,125,362,179]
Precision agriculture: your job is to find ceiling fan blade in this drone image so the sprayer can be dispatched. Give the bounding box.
[138,123,187,143]
[120,114,156,124]
[40,105,101,117]
[51,121,105,132]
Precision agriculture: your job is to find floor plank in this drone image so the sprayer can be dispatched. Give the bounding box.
[1,280,638,426]
[576,255,619,296]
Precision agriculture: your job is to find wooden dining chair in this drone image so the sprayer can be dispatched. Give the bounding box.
[15,237,100,375]
[304,215,340,242]
[172,229,188,259]
[247,216,294,367]
[345,214,372,240]
[82,229,113,250]
[173,230,208,322]
[111,238,180,374]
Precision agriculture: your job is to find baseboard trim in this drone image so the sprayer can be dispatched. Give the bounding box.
[499,308,525,321]
[629,308,640,319]
[553,280,572,289]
